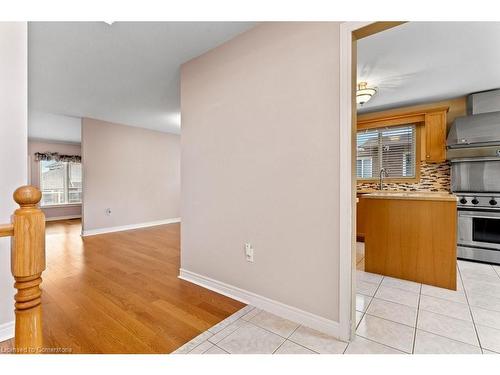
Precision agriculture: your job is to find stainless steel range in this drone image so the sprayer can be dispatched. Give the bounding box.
[447,89,500,265]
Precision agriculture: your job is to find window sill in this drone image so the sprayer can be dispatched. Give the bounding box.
[40,203,82,209]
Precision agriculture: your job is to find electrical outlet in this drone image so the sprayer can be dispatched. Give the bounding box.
[105,208,112,216]
[244,243,254,263]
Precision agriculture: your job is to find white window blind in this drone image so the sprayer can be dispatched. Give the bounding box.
[40,160,82,206]
[356,124,416,179]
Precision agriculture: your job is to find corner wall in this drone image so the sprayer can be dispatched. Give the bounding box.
[180,22,343,332]
[81,118,180,234]
[0,22,27,339]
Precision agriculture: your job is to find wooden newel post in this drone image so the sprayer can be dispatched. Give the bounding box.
[11,186,46,353]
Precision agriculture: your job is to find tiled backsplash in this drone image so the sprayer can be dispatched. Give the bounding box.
[357,161,451,192]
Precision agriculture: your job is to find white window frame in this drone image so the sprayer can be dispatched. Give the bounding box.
[39,160,82,207]
[356,156,373,179]
[402,151,412,177]
[356,125,416,181]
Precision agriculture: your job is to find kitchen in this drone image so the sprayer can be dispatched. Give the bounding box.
[353,22,500,353]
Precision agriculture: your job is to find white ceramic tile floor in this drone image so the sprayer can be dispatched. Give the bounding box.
[366,297,417,327]
[173,243,500,354]
[355,294,372,312]
[249,310,300,337]
[274,340,316,354]
[217,322,285,354]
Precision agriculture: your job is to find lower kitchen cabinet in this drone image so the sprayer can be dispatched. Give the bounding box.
[356,194,367,241]
[363,194,457,290]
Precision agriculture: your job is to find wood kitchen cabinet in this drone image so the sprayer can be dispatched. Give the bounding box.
[363,193,457,290]
[356,194,367,241]
[358,105,448,164]
[425,110,447,163]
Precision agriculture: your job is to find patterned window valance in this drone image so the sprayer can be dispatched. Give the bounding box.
[34,152,81,163]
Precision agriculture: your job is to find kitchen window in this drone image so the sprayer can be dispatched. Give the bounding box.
[356,157,373,178]
[39,160,82,206]
[356,124,416,180]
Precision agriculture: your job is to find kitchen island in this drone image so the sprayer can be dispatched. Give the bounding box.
[363,191,457,290]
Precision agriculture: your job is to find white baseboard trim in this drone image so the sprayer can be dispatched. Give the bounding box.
[45,215,82,222]
[0,321,14,342]
[81,217,181,237]
[179,268,343,339]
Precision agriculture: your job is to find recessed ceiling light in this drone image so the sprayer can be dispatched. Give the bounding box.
[356,82,377,105]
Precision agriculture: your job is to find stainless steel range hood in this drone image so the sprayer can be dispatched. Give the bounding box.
[447,89,500,159]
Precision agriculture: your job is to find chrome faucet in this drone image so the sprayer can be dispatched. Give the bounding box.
[379,168,389,190]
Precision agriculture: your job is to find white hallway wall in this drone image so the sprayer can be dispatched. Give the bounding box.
[81,118,181,235]
[0,22,28,340]
[180,22,348,337]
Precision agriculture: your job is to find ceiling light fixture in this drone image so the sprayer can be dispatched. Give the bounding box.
[356,82,377,105]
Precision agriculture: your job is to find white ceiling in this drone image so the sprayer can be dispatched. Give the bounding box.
[357,22,500,113]
[30,22,500,142]
[28,22,257,141]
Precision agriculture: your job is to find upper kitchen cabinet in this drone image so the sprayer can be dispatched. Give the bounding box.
[424,110,447,162]
[358,104,449,163]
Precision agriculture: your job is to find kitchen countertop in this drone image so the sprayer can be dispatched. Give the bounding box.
[361,191,457,202]
[357,189,377,194]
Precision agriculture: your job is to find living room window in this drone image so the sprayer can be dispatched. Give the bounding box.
[356,124,416,180]
[39,160,82,206]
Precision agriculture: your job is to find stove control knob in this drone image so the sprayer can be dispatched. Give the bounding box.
[459,198,467,204]
[490,199,498,206]
[472,198,479,205]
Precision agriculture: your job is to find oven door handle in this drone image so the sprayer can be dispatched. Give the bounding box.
[458,212,500,220]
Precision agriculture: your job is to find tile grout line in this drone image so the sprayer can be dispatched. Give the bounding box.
[362,310,417,329]
[415,327,481,349]
[283,337,321,354]
[362,274,385,312]
[359,295,482,351]
[420,289,468,304]
[281,323,328,354]
[416,306,474,323]
[184,262,497,355]
[354,310,365,330]
[212,343,229,354]
[493,265,500,279]
[245,316,299,341]
[214,317,250,348]
[271,324,303,354]
[370,293,419,307]
[360,305,420,354]
[200,343,214,354]
[181,305,340,355]
[411,283,423,354]
[360,278,421,328]
[378,277,423,294]
[270,340,287,354]
[361,308,481,349]
[184,334,215,354]
[353,273,406,352]
[458,265,485,353]
[356,313,481,354]
[242,314,324,354]
[355,330,412,354]
[347,334,406,354]
[461,291,500,311]
[199,308,258,351]
[418,293,500,316]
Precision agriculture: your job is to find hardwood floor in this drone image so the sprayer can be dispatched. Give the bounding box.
[1,219,244,354]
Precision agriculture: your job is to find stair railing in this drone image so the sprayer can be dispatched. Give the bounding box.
[0,186,45,353]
